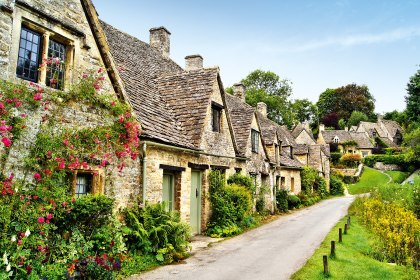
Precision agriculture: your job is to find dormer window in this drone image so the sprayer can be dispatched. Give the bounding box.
[372,130,377,137]
[211,102,223,132]
[251,129,259,153]
[333,136,339,143]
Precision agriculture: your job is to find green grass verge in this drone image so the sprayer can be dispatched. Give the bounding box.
[384,170,411,184]
[291,216,418,280]
[348,168,390,194]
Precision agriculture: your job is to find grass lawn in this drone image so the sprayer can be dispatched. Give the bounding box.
[292,216,418,280]
[348,167,390,194]
[384,170,411,184]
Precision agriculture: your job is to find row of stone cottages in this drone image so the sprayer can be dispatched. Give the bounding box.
[0,0,329,234]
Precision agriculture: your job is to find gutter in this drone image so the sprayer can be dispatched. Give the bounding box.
[142,143,147,205]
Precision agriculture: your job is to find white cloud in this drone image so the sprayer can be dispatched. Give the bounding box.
[261,26,420,53]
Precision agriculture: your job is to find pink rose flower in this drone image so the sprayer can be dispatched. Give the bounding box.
[33,173,41,182]
[37,217,45,224]
[2,137,11,147]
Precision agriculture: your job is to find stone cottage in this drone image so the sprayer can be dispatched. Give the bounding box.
[356,118,403,147]
[225,84,273,209]
[256,107,303,195]
[0,0,141,208]
[317,125,374,158]
[291,122,330,188]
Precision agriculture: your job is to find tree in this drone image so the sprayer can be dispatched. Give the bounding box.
[317,83,376,125]
[404,127,420,161]
[405,67,420,123]
[347,111,368,127]
[292,98,318,124]
[240,70,294,127]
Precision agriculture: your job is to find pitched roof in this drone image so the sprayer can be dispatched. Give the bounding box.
[349,132,374,149]
[278,125,297,147]
[225,94,256,156]
[101,21,196,149]
[380,120,402,138]
[294,144,309,155]
[291,123,315,141]
[256,112,278,145]
[379,137,398,148]
[358,122,387,138]
[156,68,220,148]
[320,130,353,144]
[280,152,303,169]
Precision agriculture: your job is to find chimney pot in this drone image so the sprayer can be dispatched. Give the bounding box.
[233,83,246,102]
[149,26,171,58]
[319,124,325,132]
[257,102,268,118]
[185,54,203,71]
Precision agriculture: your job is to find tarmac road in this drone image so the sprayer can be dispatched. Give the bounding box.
[129,196,355,280]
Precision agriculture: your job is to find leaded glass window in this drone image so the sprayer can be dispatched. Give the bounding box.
[16,27,41,82]
[46,39,66,89]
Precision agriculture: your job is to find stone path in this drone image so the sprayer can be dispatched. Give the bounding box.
[127,196,355,280]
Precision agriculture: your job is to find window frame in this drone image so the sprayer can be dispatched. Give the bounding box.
[16,23,72,90]
[16,26,42,82]
[70,169,103,198]
[251,129,259,153]
[211,102,223,132]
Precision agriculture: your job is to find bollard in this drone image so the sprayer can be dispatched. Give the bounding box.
[331,240,336,257]
[347,216,351,225]
[323,255,329,275]
[344,223,348,234]
[339,228,343,243]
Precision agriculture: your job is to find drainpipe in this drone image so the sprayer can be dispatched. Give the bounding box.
[142,142,147,205]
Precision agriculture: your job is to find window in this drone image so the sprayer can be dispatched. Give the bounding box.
[212,106,221,132]
[333,136,339,143]
[46,39,66,89]
[291,177,295,192]
[75,173,92,198]
[251,129,259,153]
[16,25,69,90]
[16,27,41,82]
[280,177,286,188]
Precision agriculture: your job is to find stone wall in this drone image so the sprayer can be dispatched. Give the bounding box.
[200,80,236,157]
[374,162,402,171]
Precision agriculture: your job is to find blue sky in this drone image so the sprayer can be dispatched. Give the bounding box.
[94,0,420,113]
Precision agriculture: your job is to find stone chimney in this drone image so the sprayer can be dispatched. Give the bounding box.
[233,83,246,102]
[185,54,203,71]
[149,26,171,58]
[319,123,325,132]
[257,102,267,118]
[344,126,349,131]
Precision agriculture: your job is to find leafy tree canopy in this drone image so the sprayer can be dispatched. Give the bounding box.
[317,83,376,128]
[347,111,369,127]
[292,98,318,125]
[239,69,295,127]
[405,67,420,123]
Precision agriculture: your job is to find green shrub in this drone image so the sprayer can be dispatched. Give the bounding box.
[300,166,318,193]
[330,174,345,195]
[256,184,270,213]
[330,152,342,165]
[363,154,416,170]
[227,173,255,193]
[340,153,362,168]
[207,171,252,237]
[314,177,328,198]
[287,194,301,209]
[122,202,190,263]
[276,189,288,212]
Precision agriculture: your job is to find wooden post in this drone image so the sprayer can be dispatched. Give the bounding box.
[331,240,336,257]
[344,223,348,234]
[347,221,350,230]
[323,255,329,275]
[347,216,351,225]
[339,228,343,243]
